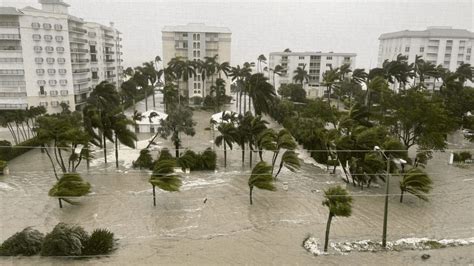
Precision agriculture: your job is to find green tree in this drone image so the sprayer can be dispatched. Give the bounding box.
[399,168,433,203]
[292,64,309,86]
[149,159,182,206]
[322,186,352,252]
[248,161,276,205]
[49,173,91,208]
[215,123,238,167]
[109,112,137,168]
[247,73,276,115]
[273,150,300,179]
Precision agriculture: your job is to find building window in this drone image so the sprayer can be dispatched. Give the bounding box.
[326,63,332,67]
[467,48,471,54]
[344,57,351,61]
[50,90,58,96]
[183,33,187,37]
[59,79,67,85]
[32,22,41,29]
[60,90,68,96]
[57,58,66,64]
[46,58,55,64]
[299,56,305,60]
[92,72,98,79]
[88,32,97,38]
[298,63,305,67]
[47,69,56,75]
[45,46,54,53]
[56,47,65,53]
[467,55,471,61]
[34,46,42,52]
[44,35,53,42]
[58,69,67,74]
[61,100,69,105]
[326,56,332,60]
[420,47,424,52]
[43,23,52,30]
[49,80,57,86]
[36,69,45,75]
[405,46,410,52]
[51,101,59,107]
[446,40,453,45]
[91,54,97,62]
[38,80,46,86]
[90,45,96,53]
[54,24,62,31]
[310,55,320,60]
[197,50,200,57]
[33,34,41,41]
[55,36,63,42]
[35,57,44,64]
[39,101,48,107]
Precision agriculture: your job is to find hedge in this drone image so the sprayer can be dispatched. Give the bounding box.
[0,137,42,161]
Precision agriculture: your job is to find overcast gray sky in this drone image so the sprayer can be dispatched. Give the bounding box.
[3,0,473,69]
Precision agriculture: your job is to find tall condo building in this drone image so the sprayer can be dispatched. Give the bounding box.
[269,51,356,98]
[378,26,473,89]
[0,0,123,113]
[162,23,231,100]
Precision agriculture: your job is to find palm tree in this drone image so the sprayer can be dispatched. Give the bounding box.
[49,173,91,208]
[215,123,237,167]
[455,63,473,85]
[292,65,309,87]
[399,168,433,203]
[257,54,267,73]
[109,113,137,168]
[273,150,300,179]
[322,67,340,106]
[149,159,182,206]
[229,65,251,114]
[271,64,285,92]
[322,186,352,252]
[248,161,276,205]
[248,115,269,167]
[413,56,436,88]
[271,129,296,174]
[247,73,277,115]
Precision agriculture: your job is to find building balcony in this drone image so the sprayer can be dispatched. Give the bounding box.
[92,76,99,80]
[104,34,114,39]
[73,68,90,74]
[0,80,25,86]
[70,48,88,54]
[107,74,116,78]
[71,59,90,64]
[0,69,24,75]
[0,34,21,40]
[70,37,88,44]
[68,27,87,34]
[0,22,20,28]
[105,50,115,54]
[73,78,91,85]
[0,46,22,53]
[74,87,91,95]
[105,59,115,63]
[0,103,28,110]
[0,91,26,97]
[104,42,114,47]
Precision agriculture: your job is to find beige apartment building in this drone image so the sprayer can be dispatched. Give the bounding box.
[162,23,231,100]
[0,0,123,113]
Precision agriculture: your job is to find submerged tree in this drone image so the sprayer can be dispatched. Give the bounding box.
[399,168,433,203]
[149,159,182,206]
[322,186,352,252]
[48,173,91,208]
[248,161,276,205]
[215,123,237,168]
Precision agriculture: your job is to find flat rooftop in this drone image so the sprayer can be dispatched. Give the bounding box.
[162,23,231,34]
[379,27,474,40]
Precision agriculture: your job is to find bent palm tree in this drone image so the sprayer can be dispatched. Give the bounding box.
[322,186,352,252]
[49,173,91,208]
[149,159,182,206]
[399,168,433,203]
[248,161,276,205]
[273,150,300,179]
[215,123,237,167]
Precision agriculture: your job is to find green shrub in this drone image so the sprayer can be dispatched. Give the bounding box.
[191,96,203,106]
[157,148,173,162]
[83,229,115,255]
[0,160,7,175]
[459,151,472,162]
[0,137,42,161]
[453,153,461,162]
[41,223,89,256]
[200,148,217,170]
[0,227,44,256]
[178,150,199,171]
[133,149,154,169]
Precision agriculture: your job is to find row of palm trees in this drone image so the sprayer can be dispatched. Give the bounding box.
[0,106,47,144]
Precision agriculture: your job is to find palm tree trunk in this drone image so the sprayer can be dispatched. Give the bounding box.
[274,163,283,180]
[243,92,247,113]
[241,144,245,166]
[175,141,180,158]
[145,89,148,111]
[103,134,107,164]
[115,134,119,169]
[249,147,253,168]
[153,185,156,206]
[400,190,404,203]
[327,86,331,106]
[58,198,63,209]
[324,213,333,252]
[44,146,59,180]
[249,186,253,205]
[152,88,156,108]
[224,142,227,168]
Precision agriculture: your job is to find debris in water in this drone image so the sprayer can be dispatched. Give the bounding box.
[421,254,430,260]
[203,198,208,204]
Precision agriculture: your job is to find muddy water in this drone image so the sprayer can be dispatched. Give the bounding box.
[1,94,473,265]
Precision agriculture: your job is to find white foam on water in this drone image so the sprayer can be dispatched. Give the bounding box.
[181,177,227,191]
[0,182,15,191]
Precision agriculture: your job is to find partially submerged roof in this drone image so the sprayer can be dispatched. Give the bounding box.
[0,7,23,15]
[163,23,231,34]
[379,27,474,40]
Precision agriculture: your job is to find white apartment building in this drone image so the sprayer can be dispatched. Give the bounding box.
[162,23,231,100]
[269,51,356,98]
[0,0,123,113]
[378,26,473,89]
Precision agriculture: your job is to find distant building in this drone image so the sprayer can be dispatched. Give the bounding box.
[0,0,123,113]
[378,26,474,89]
[269,51,356,98]
[162,23,231,100]
[133,110,167,133]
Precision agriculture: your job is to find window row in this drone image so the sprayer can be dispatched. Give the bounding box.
[0,69,24,75]
[39,100,70,107]
[193,83,202,89]
[34,46,65,53]
[193,50,201,57]
[192,33,201,41]
[0,58,23,63]
[35,57,66,64]
[32,23,63,30]
[37,80,68,86]
[32,34,64,42]
[193,42,201,49]
[36,69,67,75]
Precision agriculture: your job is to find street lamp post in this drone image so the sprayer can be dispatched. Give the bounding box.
[374,145,406,248]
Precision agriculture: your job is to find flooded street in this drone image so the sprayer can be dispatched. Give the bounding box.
[1,94,473,265]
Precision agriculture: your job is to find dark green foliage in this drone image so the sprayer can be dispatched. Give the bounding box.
[83,229,115,255]
[133,149,154,169]
[41,223,89,256]
[322,186,353,217]
[0,137,42,161]
[157,148,174,162]
[176,148,217,171]
[201,148,217,170]
[49,173,91,198]
[0,227,44,256]
[459,151,472,161]
[178,150,199,170]
[248,162,276,204]
[399,168,433,202]
[150,159,182,192]
[0,160,6,174]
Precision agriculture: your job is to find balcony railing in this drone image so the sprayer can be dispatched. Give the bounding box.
[73,78,91,84]
[74,87,91,94]
[71,59,90,64]
[0,92,27,97]
[105,59,115,63]
[105,50,114,54]
[104,34,114,39]
[107,74,117,78]
[0,81,26,86]
[0,103,28,110]
[73,68,90,74]
[69,27,87,34]
[70,48,88,54]
[70,37,88,44]
[0,69,25,75]
[0,22,20,28]
[0,34,21,40]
